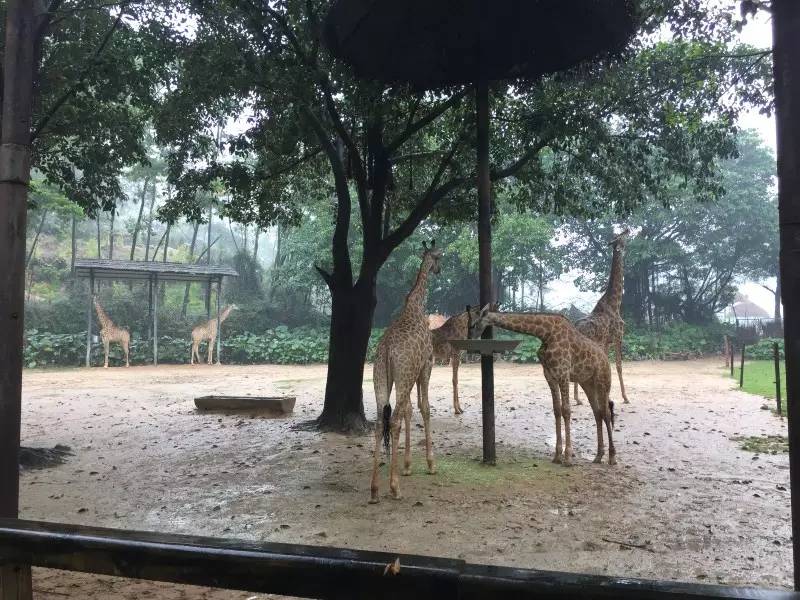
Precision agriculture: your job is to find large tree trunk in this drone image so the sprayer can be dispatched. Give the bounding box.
[315,279,375,433]
[776,267,783,326]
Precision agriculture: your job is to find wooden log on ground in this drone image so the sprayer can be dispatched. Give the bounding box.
[194,396,296,415]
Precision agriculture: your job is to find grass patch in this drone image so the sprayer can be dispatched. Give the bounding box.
[732,434,789,454]
[731,360,785,409]
[434,454,567,487]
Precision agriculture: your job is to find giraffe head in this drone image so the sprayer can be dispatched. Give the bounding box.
[608,227,630,250]
[421,240,442,274]
[467,303,496,339]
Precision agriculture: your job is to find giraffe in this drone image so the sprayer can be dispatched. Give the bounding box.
[431,311,470,415]
[191,304,237,365]
[573,228,630,406]
[93,296,131,368]
[370,240,442,503]
[469,306,616,466]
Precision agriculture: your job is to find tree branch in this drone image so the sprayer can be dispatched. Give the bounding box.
[386,89,468,155]
[31,3,128,141]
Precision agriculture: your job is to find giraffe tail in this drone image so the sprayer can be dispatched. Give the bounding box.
[608,399,615,427]
[382,404,392,458]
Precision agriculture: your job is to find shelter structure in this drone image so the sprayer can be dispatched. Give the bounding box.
[324,0,636,464]
[73,259,238,366]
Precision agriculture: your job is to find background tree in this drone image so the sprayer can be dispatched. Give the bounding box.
[155,0,773,432]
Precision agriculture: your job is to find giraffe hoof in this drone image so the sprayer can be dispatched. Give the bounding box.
[623,400,630,404]
[552,455,562,464]
[609,455,617,466]
[427,465,437,475]
[403,467,412,476]
[368,496,380,504]
[593,455,603,464]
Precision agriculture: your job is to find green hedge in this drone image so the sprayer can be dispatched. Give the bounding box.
[744,338,784,361]
[24,322,737,368]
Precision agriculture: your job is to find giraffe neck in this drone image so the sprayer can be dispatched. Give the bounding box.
[219,306,233,323]
[93,300,113,330]
[601,244,625,311]
[485,312,565,342]
[403,261,431,318]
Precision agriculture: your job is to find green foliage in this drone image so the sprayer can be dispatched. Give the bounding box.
[745,338,784,361]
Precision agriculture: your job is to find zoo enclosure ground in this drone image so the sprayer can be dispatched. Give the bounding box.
[18,358,791,598]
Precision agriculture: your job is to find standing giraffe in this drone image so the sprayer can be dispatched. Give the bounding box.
[191,304,236,365]
[431,311,470,414]
[93,296,130,368]
[370,241,442,503]
[573,228,630,405]
[469,306,616,466]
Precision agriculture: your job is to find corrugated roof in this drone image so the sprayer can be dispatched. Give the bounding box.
[73,259,238,282]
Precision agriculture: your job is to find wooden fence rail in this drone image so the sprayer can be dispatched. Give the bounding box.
[0,519,798,600]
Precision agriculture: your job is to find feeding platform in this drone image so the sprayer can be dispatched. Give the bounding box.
[194,396,296,415]
[448,339,521,356]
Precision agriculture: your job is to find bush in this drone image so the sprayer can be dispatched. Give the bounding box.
[746,338,784,360]
[23,322,735,368]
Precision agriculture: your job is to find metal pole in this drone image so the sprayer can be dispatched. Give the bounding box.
[730,342,735,378]
[739,344,745,388]
[152,275,158,366]
[773,1,800,588]
[86,272,94,367]
[776,342,783,417]
[215,277,222,365]
[0,1,36,596]
[476,79,495,465]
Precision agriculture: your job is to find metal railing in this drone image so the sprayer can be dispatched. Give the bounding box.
[0,518,797,600]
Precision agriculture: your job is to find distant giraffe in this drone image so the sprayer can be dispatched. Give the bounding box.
[431,311,470,414]
[470,306,616,466]
[93,296,130,368]
[574,228,630,405]
[370,241,442,503]
[191,305,236,365]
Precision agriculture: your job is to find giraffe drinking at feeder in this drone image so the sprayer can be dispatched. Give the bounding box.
[469,305,616,466]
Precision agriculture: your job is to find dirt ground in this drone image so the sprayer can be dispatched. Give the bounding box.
[18,358,791,598]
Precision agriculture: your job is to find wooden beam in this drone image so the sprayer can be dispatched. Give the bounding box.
[1,518,798,600]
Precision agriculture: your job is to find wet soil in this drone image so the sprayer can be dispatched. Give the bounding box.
[19,358,791,598]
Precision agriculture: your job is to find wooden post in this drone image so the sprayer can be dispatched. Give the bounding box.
[476,79,495,466]
[215,277,222,365]
[776,342,783,417]
[85,271,94,367]
[730,342,735,378]
[152,275,158,366]
[0,1,36,597]
[773,2,800,588]
[739,344,745,388]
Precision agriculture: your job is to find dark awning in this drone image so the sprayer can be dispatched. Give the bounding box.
[324,0,637,87]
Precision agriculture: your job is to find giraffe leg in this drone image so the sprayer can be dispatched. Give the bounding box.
[369,416,383,503]
[574,381,582,406]
[191,341,198,365]
[418,359,436,474]
[452,352,463,414]
[124,340,130,367]
[584,385,605,463]
[615,338,629,403]
[604,392,617,465]
[545,373,563,464]
[103,339,109,368]
[560,380,573,465]
[389,392,408,500]
[403,399,412,476]
[207,336,214,365]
